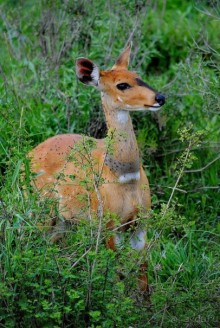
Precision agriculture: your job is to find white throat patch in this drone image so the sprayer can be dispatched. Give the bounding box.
[117,110,129,124]
[118,171,140,184]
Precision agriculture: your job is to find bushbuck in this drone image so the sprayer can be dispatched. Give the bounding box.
[29,43,165,292]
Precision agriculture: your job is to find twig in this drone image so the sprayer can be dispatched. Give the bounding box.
[195,7,220,20]
[185,154,220,173]
[162,142,192,219]
[155,143,220,158]
[112,217,146,232]
[167,186,187,193]
[71,247,92,268]
[188,186,220,192]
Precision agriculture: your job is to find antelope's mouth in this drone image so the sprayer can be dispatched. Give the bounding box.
[144,103,163,112]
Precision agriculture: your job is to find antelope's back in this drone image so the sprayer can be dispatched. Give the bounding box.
[29,134,102,190]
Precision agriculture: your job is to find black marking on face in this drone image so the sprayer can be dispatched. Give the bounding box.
[135,78,156,92]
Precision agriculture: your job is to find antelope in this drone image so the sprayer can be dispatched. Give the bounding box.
[29,43,165,292]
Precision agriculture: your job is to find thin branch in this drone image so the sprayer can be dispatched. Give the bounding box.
[185,154,220,173]
[188,186,220,192]
[195,7,220,20]
[162,142,192,219]
[71,247,92,269]
[112,217,143,232]
[167,186,187,193]
[155,144,220,158]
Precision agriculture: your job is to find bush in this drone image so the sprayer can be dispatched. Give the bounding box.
[0,1,219,327]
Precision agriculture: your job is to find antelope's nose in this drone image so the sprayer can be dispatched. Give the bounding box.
[155,93,165,106]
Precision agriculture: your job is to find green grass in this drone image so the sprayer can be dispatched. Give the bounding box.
[0,0,220,327]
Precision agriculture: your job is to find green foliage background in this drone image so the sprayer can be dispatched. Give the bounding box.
[0,0,219,327]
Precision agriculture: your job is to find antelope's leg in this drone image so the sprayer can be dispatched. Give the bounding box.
[130,229,149,293]
[50,217,67,243]
[106,230,124,251]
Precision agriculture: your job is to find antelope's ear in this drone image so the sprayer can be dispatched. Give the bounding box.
[76,58,99,86]
[112,42,132,70]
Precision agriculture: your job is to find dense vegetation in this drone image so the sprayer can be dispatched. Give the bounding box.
[0,0,219,327]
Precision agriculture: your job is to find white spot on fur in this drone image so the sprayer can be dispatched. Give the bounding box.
[36,170,45,177]
[130,229,146,251]
[117,96,123,102]
[117,110,129,124]
[118,171,140,183]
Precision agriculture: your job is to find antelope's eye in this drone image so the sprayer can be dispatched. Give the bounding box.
[116,83,131,91]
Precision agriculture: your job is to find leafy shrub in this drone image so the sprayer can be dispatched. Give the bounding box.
[0,0,219,327]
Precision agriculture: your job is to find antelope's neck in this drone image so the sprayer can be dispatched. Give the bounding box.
[102,95,140,182]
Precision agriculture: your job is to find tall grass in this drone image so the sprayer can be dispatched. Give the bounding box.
[0,0,219,327]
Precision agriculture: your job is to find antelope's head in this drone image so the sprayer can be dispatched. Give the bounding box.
[76,43,165,112]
